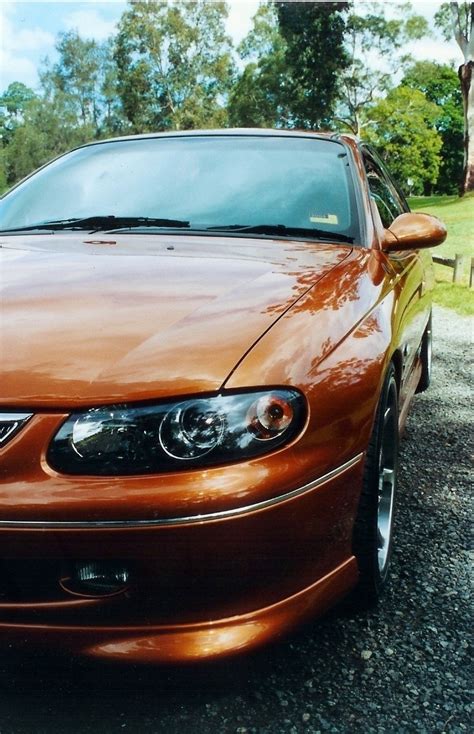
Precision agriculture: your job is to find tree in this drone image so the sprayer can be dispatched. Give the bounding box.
[114,0,234,132]
[0,82,37,144]
[100,39,129,135]
[3,95,93,184]
[230,1,349,130]
[365,86,443,195]
[40,31,127,138]
[403,61,464,193]
[1,28,130,188]
[435,2,474,193]
[0,82,36,118]
[336,2,429,135]
[41,31,102,129]
[276,1,350,129]
[228,62,283,127]
[228,3,290,127]
[0,149,7,193]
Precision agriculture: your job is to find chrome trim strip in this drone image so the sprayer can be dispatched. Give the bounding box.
[0,453,364,528]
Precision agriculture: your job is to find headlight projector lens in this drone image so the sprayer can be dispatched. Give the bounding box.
[159,400,226,459]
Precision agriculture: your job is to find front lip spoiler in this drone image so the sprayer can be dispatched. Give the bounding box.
[0,453,364,528]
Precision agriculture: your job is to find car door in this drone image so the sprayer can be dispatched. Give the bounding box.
[362,148,430,406]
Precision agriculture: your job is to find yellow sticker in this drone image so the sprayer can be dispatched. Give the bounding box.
[310,213,339,225]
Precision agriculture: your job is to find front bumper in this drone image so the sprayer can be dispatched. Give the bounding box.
[0,454,364,663]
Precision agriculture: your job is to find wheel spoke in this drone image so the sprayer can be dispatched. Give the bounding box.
[381,468,395,488]
[377,396,397,575]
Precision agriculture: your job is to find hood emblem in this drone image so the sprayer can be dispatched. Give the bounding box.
[0,413,33,446]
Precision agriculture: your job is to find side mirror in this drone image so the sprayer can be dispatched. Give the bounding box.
[382,212,447,252]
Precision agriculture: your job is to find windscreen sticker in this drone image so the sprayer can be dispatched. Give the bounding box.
[310,213,339,225]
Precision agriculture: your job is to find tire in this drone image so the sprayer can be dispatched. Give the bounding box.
[350,364,399,608]
[416,312,432,393]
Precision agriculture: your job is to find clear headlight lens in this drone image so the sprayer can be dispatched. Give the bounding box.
[48,389,306,475]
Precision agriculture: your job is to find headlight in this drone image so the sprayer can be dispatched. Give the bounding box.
[48,389,306,475]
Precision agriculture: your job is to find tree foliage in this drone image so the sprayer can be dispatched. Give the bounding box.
[230,2,349,130]
[0,82,36,117]
[114,0,234,131]
[0,82,37,144]
[41,31,103,128]
[0,31,129,185]
[3,95,95,184]
[40,31,127,136]
[276,2,350,129]
[228,3,289,127]
[403,61,464,193]
[337,2,429,135]
[365,86,443,195]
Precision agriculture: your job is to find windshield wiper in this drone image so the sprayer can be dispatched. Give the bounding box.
[205,223,354,243]
[0,216,190,234]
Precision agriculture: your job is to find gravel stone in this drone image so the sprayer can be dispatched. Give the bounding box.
[0,305,471,734]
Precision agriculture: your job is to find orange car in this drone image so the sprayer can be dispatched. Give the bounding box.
[0,130,445,663]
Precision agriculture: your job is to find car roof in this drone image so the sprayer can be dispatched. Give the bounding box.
[78,128,360,149]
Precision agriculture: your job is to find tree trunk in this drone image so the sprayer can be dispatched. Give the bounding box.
[459,60,474,194]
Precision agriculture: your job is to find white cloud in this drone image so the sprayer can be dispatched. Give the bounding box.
[407,38,463,66]
[227,1,259,45]
[0,3,54,51]
[63,8,117,40]
[0,49,38,88]
[8,26,55,52]
[0,4,54,88]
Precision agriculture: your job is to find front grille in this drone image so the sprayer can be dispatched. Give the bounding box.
[0,413,33,446]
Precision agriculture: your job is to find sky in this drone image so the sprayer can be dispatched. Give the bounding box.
[0,0,464,92]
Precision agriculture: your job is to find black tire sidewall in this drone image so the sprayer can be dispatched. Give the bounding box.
[416,311,432,393]
[351,364,399,605]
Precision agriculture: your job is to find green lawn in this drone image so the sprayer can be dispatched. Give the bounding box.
[408,193,474,315]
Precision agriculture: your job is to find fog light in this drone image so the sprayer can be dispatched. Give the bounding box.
[61,561,129,598]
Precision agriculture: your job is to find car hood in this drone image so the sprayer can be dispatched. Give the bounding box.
[0,233,351,407]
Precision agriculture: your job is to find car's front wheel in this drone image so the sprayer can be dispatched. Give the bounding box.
[351,364,399,607]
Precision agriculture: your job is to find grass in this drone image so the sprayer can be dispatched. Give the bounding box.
[408,193,474,316]
[430,283,474,316]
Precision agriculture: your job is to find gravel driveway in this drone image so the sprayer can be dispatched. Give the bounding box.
[1,305,472,734]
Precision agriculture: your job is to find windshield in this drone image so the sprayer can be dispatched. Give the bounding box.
[0,135,360,242]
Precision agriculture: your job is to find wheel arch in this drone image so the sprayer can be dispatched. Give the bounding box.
[390,349,403,396]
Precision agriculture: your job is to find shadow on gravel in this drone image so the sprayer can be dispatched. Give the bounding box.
[0,603,393,733]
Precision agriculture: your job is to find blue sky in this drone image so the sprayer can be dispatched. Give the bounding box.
[0,1,463,92]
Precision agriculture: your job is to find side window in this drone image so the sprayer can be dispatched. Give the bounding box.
[364,156,405,229]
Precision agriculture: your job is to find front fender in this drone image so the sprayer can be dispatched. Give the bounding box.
[224,250,397,474]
